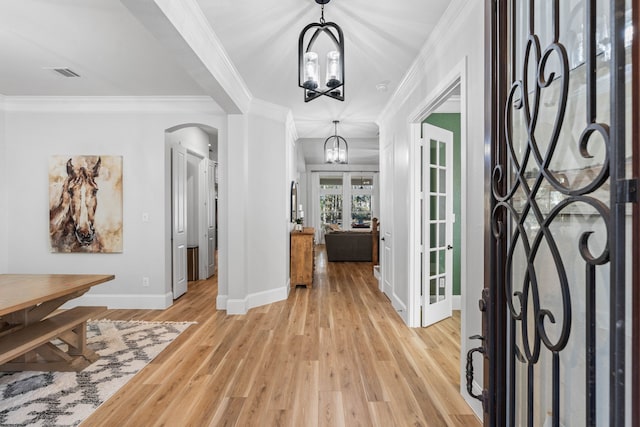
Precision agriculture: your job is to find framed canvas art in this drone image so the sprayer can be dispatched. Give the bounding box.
[49,155,123,253]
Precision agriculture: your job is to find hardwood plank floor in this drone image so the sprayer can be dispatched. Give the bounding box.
[83,246,481,427]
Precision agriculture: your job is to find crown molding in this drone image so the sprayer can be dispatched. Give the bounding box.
[2,96,224,113]
[286,111,299,143]
[122,0,252,114]
[378,0,473,122]
[431,95,462,114]
[249,98,290,122]
[248,98,299,141]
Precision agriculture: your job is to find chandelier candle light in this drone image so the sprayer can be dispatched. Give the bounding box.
[298,0,345,102]
[324,120,348,164]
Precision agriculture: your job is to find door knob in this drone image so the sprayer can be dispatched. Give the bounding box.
[446,244,453,250]
[381,237,385,241]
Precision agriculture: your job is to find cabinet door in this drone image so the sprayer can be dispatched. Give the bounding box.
[291,233,314,288]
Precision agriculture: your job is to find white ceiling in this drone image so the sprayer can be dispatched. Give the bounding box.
[0,1,204,96]
[196,0,451,139]
[301,137,380,166]
[0,0,452,163]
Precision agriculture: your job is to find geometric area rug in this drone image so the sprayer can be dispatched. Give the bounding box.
[0,320,194,427]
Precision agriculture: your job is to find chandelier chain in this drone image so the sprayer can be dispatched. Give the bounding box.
[320,4,325,24]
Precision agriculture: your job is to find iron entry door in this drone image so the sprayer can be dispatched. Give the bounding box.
[483,1,636,426]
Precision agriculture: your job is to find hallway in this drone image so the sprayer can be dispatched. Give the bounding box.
[85,247,480,426]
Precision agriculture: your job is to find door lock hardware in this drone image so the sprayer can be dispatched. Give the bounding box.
[466,334,486,403]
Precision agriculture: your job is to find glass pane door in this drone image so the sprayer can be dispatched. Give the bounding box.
[422,124,453,326]
[351,175,374,229]
[320,194,343,228]
[487,0,634,425]
[320,176,343,230]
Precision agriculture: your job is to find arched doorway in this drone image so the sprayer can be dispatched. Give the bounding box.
[166,123,218,299]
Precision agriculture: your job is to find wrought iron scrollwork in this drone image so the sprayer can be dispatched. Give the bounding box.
[491,1,613,426]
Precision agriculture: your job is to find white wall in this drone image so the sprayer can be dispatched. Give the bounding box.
[217,99,296,314]
[0,96,7,273]
[217,114,246,310]
[247,114,287,294]
[377,0,484,416]
[209,133,218,161]
[294,140,307,225]
[3,96,225,309]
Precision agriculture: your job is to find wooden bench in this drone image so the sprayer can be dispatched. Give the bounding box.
[0,305,107,372]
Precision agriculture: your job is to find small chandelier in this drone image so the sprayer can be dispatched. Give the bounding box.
[298,0,344,102]
[324,120,348,164]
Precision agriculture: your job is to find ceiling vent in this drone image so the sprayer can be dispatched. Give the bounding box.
[48,68,81,78]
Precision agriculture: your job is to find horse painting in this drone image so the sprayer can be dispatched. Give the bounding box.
[49,156,122,253]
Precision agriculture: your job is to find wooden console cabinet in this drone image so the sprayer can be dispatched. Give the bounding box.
[290,227,315,288]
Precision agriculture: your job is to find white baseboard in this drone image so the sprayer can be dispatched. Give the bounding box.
[60,285,291,314]
[226,298,248,315]
[467,380,484,419]
[373,265,381,280]
[61,292,173,310]
[387,291,408,324]
[459,354,484,420]
[225,286,289,315]
[216,294,228,310]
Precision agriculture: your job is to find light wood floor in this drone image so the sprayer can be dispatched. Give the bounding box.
[83,246,481,427]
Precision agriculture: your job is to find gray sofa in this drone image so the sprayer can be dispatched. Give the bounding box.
[324,231,373,262]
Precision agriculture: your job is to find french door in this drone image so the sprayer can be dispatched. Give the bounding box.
[421,124,454,326]
[483,1,637,426]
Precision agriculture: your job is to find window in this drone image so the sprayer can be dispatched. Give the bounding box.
[319,176,344,229]
[316,173,376,234]
[351,176,373,190]
[350,175,373,229]
[351,195,371,228]
[320,177,343,190]
[320,194,343,227]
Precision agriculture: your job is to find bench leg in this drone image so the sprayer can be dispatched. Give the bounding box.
[61,322,99,363]
[11,350,38,364]
[0,322,98,372]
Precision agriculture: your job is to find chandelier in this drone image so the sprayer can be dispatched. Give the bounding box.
[324,121,348,164]
[298,0,344,102]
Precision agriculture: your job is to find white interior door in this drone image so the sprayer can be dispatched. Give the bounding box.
[381,143,393,295]
[421,123,453,326]
[382,230,392,295]
[172,144,188,299]
[206,160,217,278]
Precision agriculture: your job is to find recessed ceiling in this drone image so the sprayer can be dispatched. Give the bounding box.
[196,0,451,138]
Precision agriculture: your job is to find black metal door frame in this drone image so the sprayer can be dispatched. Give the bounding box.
[632,2,639,426]
[483,1,507,425]
[482,1,637,426]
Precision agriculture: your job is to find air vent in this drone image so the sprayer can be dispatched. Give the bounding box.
[48,68,81,78]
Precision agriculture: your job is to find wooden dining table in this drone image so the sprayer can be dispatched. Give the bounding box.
[0,274,114,371]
